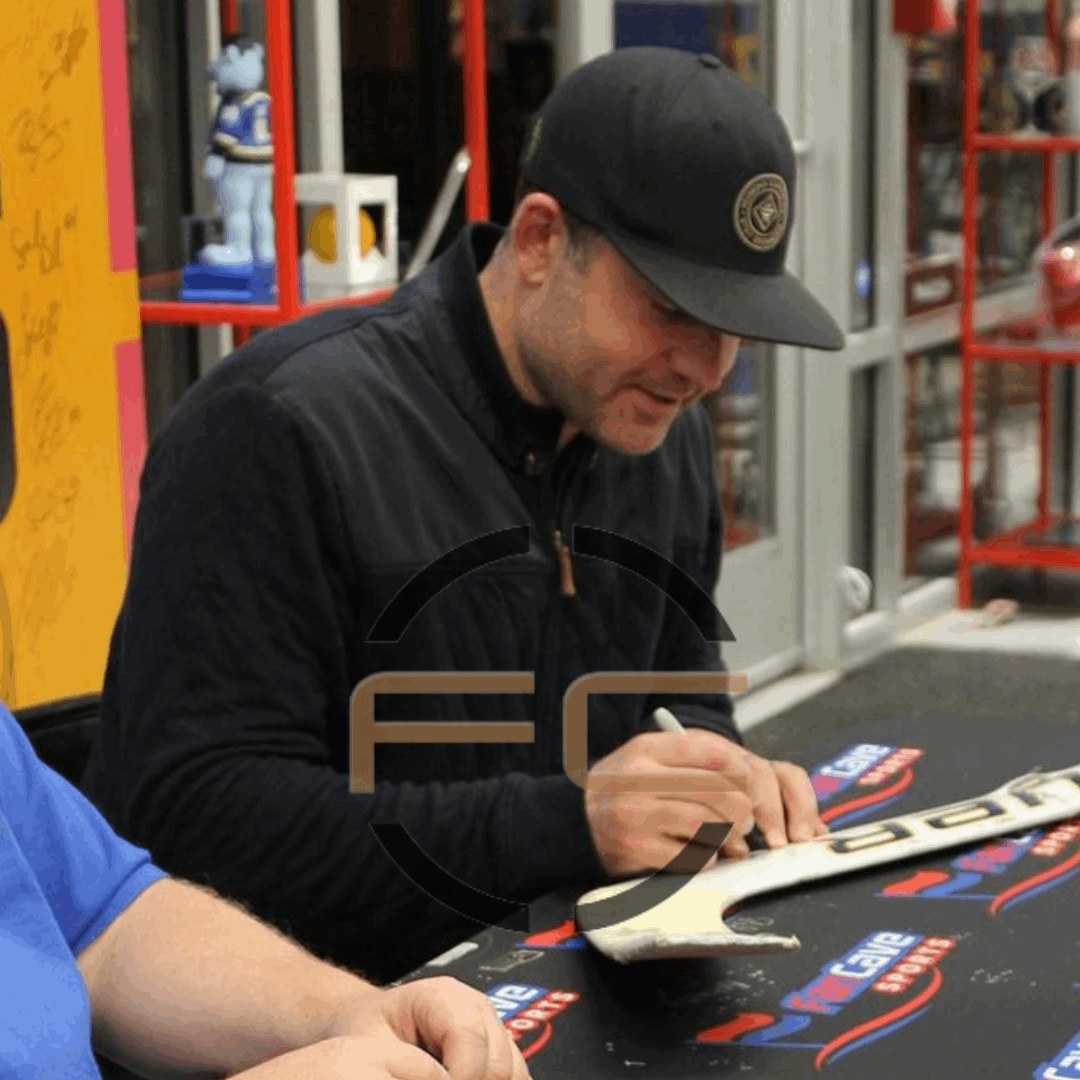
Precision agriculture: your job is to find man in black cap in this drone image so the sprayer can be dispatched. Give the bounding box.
[84,47,845,984]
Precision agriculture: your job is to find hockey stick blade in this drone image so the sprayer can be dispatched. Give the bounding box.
[576,763,1080,963]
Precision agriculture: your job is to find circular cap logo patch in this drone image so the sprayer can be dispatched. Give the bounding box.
[733,173,789,253]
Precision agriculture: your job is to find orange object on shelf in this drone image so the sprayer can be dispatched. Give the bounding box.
[956,0,1080,608]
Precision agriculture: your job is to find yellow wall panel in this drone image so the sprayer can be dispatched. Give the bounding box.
[0,0,145,709]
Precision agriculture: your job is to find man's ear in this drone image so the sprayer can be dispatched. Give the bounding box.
[507,192,567,287]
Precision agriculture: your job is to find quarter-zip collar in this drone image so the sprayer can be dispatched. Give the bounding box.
[431,223,567,478]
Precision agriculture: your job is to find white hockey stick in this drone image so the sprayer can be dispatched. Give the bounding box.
[576,763,1080,963]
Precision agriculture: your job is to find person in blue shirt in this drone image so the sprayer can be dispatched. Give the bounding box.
[0,704,528,1079]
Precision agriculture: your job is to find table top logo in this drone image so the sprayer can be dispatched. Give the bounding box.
[880,818,1080,916]
[811,744,925,829]
[1035,1025,1080,1080]
[520,918,585,949]
[696,929,955,1070]
[486,983,581,1060]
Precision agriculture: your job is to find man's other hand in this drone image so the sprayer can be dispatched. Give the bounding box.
[330,976,530,1080]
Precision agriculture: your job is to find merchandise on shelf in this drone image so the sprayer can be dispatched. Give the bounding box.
[978,67,1030,132]
[1005,34,1059,135]
[1035,214,1080,331]
[181,34,276,303]
[295,173,399,302]
[1033,81,1066,132]
[953,0,1080,607]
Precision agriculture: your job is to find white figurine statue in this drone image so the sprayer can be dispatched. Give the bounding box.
[200,34,274,268]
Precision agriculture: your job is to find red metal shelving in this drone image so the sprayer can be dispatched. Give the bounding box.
[137,0,489,329]
[956,0,1080,605]
[969,343,1080,362]
[972,133,1080,150]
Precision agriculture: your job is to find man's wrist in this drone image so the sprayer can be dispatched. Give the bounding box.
[324,984,386,1040]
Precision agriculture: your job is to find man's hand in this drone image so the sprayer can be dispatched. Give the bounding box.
[728,747,829,855]
[585,728,754,876]
[330,977,529,1080]
[226,1034,452,1078]
[230,1033,493,1078]
[585,728,827,877]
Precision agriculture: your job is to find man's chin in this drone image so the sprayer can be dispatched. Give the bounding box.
[593,419,673,457]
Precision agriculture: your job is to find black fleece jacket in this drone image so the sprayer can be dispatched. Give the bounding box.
[82,224,740,982]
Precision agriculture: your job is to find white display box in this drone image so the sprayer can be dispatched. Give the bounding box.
[294,172,398,299]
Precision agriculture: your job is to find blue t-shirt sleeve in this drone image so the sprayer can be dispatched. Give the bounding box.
[0,707,168,955]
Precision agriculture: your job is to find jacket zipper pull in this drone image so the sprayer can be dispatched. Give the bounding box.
[552,529,577,597]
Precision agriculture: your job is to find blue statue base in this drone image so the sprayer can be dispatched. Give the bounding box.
[181,260,276,303]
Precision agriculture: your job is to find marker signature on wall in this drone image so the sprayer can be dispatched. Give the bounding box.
[9,104,69,170]
[15,533,75,663]
[0,0,60,69]
[39,6,86,92]
[10,205,77,275]
[27,369,81,466]
[16,291,61,375]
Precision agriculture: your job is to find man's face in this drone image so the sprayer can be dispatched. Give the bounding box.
[515,232,741,456]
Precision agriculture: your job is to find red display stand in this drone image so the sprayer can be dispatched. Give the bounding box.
[957,0,1080,606]
[138,0,490,333]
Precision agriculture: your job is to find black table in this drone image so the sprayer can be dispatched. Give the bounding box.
[401,710,1080,1078]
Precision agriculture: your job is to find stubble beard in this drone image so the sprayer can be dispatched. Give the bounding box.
[516,332,586,421]
[511,272,684,456]
[517,334,679,457]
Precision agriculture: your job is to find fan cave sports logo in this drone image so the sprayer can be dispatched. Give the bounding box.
[879,818,1080,915]
[519,918,585,949]
[814,744,1080,915]
[811,743,925,827]
[696,930,956,1071]
[1036,1025,1080,1079]
[486,983,580,1059]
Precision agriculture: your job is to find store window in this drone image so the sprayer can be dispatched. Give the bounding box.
[615,1,774,97]
[904,344,1042,584]
[613,2,781,552]
[905,1,1049,321]
[704,340,775,551]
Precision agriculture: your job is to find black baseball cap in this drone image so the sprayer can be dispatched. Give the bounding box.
[519,47,845,351]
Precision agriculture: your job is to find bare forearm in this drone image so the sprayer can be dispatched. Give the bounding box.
[80,878,378,1079]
